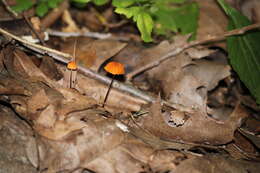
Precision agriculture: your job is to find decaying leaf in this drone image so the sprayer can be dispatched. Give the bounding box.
[138,100,248,145]
[174,154,260,173]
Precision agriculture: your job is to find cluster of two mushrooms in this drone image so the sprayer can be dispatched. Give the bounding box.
[67,60,125,107]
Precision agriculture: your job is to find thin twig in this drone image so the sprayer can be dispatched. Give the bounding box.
[1,0,18,17]
[126,23,260,80]
[0,27,72,58]
[23,13,46,46]
[47,29,112,39]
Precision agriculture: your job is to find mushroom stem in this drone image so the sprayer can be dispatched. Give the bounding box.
[102,75,115,107]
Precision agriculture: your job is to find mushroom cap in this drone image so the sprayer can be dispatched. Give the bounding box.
[67,61,77,70]
[104,61,125,75]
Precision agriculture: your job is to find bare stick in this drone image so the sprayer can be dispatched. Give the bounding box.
[0,27,72,59]
[47,29,112,39]
[1,0,18,17]
[127,23,260,80]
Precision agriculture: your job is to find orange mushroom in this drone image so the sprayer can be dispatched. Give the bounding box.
[102,61,125,107]
[67,61,77,70]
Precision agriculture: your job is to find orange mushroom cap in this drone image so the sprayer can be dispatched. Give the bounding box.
[104,61,125,75]
[67,61,77,70]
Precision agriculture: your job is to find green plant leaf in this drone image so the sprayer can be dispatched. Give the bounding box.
[11,0,34,13]
[92,0,109,5]
[155,0,187,4]
[48,0,63,8]
[152,2,198,38]
[136,12,154,42]
[218,0,260,104]
[115,6,141,19]
[36,2,49,17]
[172,3,199,38]
[71,0,91,3]
[152,7,178,35]
[112,0,135,8]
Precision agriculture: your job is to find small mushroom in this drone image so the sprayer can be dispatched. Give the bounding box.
[64,61,77,88]
[67,61,77,70]
[102,61,125,107]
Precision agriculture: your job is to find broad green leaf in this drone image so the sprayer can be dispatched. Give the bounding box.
[11,0,34,13]
[112,0,135,8]
[171,3,199,38]
[152,2,198,38]
[136,12,153,42]
[92,0,109,5]
[115,7,141,19]
[218,0,260,104]
[36,2,49,17]
[152,7,178,35]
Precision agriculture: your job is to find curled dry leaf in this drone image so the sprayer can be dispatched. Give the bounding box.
[139,100,248,145]
[12,49,57,87]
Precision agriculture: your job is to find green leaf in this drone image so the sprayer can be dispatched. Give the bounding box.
[172,3,199,38]
[152,7,178,35]
[92,0,109,5]
[115,6,141,19]
[156,0,187,4]
[152,2,198,38]
[112,0,135,8]
[71,0,91,3]
[11,0,34,13]
[48,0,63,8]
[36,2,49,17]
[218,0,260,104]
[136,12,154,42]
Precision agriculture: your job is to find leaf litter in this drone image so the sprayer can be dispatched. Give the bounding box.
[0,1,260,173]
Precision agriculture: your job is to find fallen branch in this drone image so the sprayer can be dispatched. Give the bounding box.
[0,27,192,112]
[126,23,260,80]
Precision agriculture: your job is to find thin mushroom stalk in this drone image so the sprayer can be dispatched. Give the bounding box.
[102,61,125,107]
[102,75,115,107]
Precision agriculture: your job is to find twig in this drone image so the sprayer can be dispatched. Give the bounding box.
[0,27,192,112]
[1,0,18,17]
[47,29,112,39]
[126,23,260,80]
[0,27,72,58]
[23,13,46,46]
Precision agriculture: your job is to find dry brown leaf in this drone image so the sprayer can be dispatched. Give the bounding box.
[195,0,228,48]
[76,72,147,112]
[13,49,57,87]
[85,146,147,173]
[184,59,231,91]
[39,56,63,81]
[0,106,38,172]
[174,154,260,173]
[139,101,248,145]
[61,38,127,70]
